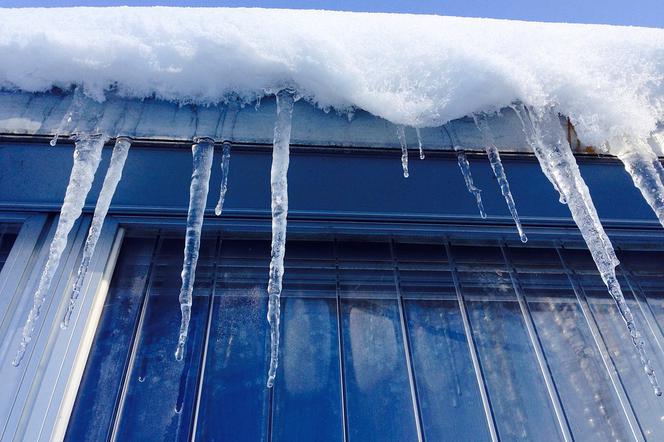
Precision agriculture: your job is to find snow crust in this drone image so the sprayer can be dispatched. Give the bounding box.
[0,7,663,148]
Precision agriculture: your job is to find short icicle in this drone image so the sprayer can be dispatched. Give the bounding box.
[455,147,487,219]
[396,125,409,177]
[61,137,131,329]
[266,90,295,388]
[614,136,664,228]
[174,137,215,361]
[415,127,425,159]
[516,106,661,396]
[214,142,231,216]
[473,113,527,242]
[50,87,86,147]
[13,133,106,366]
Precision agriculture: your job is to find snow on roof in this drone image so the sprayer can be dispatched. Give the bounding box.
[0,7,663,147]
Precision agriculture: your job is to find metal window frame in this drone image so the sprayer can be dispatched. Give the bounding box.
[0,212,124,442]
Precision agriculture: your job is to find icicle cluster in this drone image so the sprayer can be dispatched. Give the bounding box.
[512,104,661,396]
[473,113,527,242]
[175,137,215,361]
[62,137,131,329]
[14,134,107,366]
[266,90,295,388]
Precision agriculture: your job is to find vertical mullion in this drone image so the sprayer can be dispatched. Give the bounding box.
[108,234,163,442]
[444,242,499,442]
[555,247,645,442]
[333,239,349,442]
[617,263,664,359]
[389,239,424,442]
[190,234,223,441]
[499,244,573,442]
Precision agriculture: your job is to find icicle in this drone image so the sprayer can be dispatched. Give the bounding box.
[473,113,527,242]
[61,137,131,329]
[614,136,664,228]
[415,127,425,159]
[443,125,486,218]
[51,87,86,147]
[266,90,294,388]
[511,104,567,204]
[396,125,409,178]
[516,106,661,396]
[214,142,231,216]
[174,137,215,361]
[456,148,487,219]
[13,133,106,366]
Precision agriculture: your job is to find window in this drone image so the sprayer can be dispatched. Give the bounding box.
[0,223,19,272]
[67,233,664,441]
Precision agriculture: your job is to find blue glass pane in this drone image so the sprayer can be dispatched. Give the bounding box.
[341,298,419,442]
[113,237,215,441]
[195,293,270,441]
[404,299,491,441]
[65,236,155,442]
[272,297,343,442]
[467,298,561,441]
[0,223,18,270]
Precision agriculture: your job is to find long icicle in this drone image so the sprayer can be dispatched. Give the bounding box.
[473,113,527,242]
[214,142,231,216]
[267,90,294,388]
[614,136,664,228]
[61,137,131,329]
[13,133,106,366]
[174,137,215,361]
[516,106,661,395]
[396,125,409,177]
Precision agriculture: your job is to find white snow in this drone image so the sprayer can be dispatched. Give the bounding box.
[0,7,663,148]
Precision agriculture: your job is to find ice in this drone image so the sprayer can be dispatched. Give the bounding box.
[444,125,487,218]
[473,113,527,242]
[515,106,661,395]
[50,87,85,147]
[456,148,487,219]
[214,142,231,216]
[613,136,664,228]
[1,8,662,147]
[61,137,131,329]
[267,90,294,388]
[396,125,409,178]
[174,137,214,361]
[13,133,106,366]
[415,127,425,160]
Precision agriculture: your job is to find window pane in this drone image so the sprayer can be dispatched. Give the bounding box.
[405,299,491,441]
[113,237,215,441]
[341,299,419,442]
[66,236,156,442]
[0,223,18,271]
[272,297,343,442]
[196,239,271,441]
[454,245,562,441]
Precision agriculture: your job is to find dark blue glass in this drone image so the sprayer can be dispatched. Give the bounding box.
[65,236,155,442]
[272,297,343,442]
[341,298,419,442]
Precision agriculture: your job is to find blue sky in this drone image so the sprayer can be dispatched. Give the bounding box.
[0,0,662,28]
